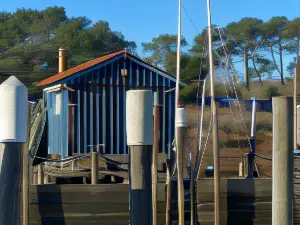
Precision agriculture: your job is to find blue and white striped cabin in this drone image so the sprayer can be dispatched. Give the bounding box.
[37,50,185,158]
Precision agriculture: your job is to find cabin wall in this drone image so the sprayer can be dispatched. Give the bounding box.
[47,57,176,157]
[45,89,69,157]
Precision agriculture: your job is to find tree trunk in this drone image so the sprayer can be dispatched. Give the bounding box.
[270,46,282,80]
[279,38,285,85]
[252,55,263,86]
[244,48,249,90]
[228,58,240,84]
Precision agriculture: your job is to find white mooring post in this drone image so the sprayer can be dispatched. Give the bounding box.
[272,97,293,225]
[0,76,28,225]
[126,90,153,225]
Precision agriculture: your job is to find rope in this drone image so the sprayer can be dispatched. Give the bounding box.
[216,27,252,152]
[219,68,242,152]
[254,153,272,161]
[195,112,213,180]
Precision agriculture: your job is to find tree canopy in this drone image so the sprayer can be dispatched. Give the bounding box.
[0,6,299,100]
[0,7,136,98]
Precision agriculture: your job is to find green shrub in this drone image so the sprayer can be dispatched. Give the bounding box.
[266,85,281,99]
[180,83,199,103]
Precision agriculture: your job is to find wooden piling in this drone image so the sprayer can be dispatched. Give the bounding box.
[91,152,98,184]
[176,108,188,225]
[0,76,28,225]
[152,91,161,225]
[272,96,293,225]
[129,145,153,224]
[126,90,153,225]
[22,109,30,225]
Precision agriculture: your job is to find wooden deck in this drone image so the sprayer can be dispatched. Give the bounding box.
[22,179,272,225]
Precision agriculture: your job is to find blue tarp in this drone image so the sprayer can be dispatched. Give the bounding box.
[197,97,272,112]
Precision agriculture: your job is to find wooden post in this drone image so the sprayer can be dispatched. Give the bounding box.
[91,152,98,184]
[189,152,196,225]
[37,164,44,185]
[206,0,220,223]
[0,76,28,225]
[43,174,49,184]
[176,108,188,225]
[297,105,300,148]
[152,91,161,225]
[239,161,243,177]
[272,97,293,225]
[23,106,30,225]
[32,171,37,185]
[166,159,172,225]
[126,90,153,225]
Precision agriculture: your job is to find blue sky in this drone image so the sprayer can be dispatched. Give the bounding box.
[1,0,300,77]
[2,0,299,52]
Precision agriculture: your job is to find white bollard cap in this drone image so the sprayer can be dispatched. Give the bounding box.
[126,90,153,146]
[176,108,188,127]
[0,76,28,143]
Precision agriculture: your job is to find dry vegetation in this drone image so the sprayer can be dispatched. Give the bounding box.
[184,103,273,178]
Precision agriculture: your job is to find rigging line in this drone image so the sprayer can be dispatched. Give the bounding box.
[193,30,209,180]
[195,110,213,180]
[193,78,207,180]
[217,27,252,151]
[218,68,241,151]
[181,3,201,36]
[218,27,250,138]
[254,153,272,161]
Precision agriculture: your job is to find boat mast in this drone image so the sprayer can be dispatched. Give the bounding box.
[294,27,300,150]
[206,0,220,225]
[175,1,185,225]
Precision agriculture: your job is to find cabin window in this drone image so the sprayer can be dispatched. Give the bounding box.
[55,93,61,115]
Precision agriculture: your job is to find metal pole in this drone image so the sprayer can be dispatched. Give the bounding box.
[152,92,161,225]
[251,97,256,138]
[206,0,220,224]
[0,76,28,225]
[272,97,293,225]
[58,48,67,73]
[294,72,298,150]
[247,97,257,178]
[91,152,98,184]
[126,90,153,225]
[295,35,300,150]
[174,0,182,108]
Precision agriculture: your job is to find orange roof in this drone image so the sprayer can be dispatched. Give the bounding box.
[37,50,125,86]
[37,49,183,87]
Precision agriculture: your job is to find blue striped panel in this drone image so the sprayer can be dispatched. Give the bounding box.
[84,75,87,153]
[116,61,120,154]
[77,77,81,154]
[102,67,107,152]
[110,63,114,154]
